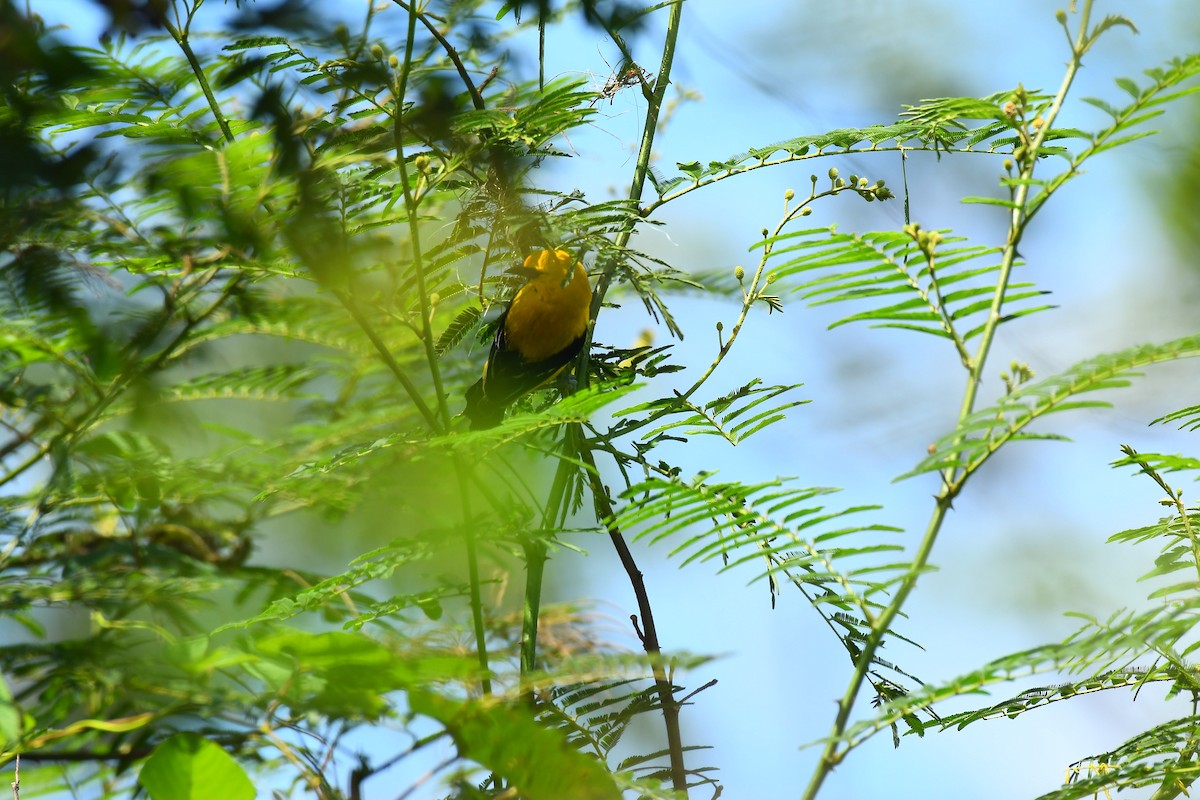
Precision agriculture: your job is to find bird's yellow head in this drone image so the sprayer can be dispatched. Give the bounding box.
[508,248,583,288]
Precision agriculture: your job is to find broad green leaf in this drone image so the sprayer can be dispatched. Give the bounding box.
[411,690,621,800]
[139,733,254,800]
[0,675,20,745]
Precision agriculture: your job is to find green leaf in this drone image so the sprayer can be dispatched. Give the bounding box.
[411,690,621,800]
[139,733,254,800]
[1090,14,1139,41]
[1152,403,1200,431]
[246,629,481,720]
[677,160,703,181]
[961,195,1021,209]
[901,335,1200,481]
[223,36,290,51]
[0,674,20,745]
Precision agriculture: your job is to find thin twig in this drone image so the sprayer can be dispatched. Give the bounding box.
[388,0,485,110]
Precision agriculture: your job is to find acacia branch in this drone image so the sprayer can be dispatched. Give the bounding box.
[579,446,688,794]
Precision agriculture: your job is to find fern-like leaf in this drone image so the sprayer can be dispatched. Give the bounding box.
[647,89,1050,203]
[747,226,1050,349]
[1153,403,1200,433]
[613,475,903,618]
[901,335,1200,481]
[615,380,808,446]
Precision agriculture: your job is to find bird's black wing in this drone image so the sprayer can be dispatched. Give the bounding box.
[463,308,585,429]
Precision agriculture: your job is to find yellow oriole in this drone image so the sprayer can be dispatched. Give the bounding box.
[464,248,591,429]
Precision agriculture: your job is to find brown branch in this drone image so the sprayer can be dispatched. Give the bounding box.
[579,447,688,794]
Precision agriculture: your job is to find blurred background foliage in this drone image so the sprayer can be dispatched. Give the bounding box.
[0,1,663,796]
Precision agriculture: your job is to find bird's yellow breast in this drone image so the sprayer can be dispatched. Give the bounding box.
[503,254,590,363]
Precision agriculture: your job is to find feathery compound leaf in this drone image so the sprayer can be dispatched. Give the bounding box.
[901,335,1200,481]
[648,89,1037,204]
[215,538,436,632]
[1111,450,1200,480]
[621,380,808,445]
[833,603,1189,754]
[436,305,484,356]
[1035,716,1200,800]
[178,296,367,356]
[537,677,660,760]
[753,226,1047,348]
[613,475,902,617]
[1153,403,1200,432]
[164,364,319,403]
[452,382,641,449]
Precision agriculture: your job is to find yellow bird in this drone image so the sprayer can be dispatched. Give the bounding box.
[464,249,592,429]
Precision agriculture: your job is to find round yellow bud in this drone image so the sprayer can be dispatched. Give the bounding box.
[827,167,839,180]
[734,265,745,281]
[784,188,795,201]
[371,44,384,61]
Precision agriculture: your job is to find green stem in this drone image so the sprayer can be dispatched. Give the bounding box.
[393,3,450,430]
[800,497,950,800]
[164,13,234,144]
[456,464,493,697]
[519,447,573,701]
[519,537,547,698]
[583,0,685,334]
[952,2,1091,456]
[802,5,1098,798]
